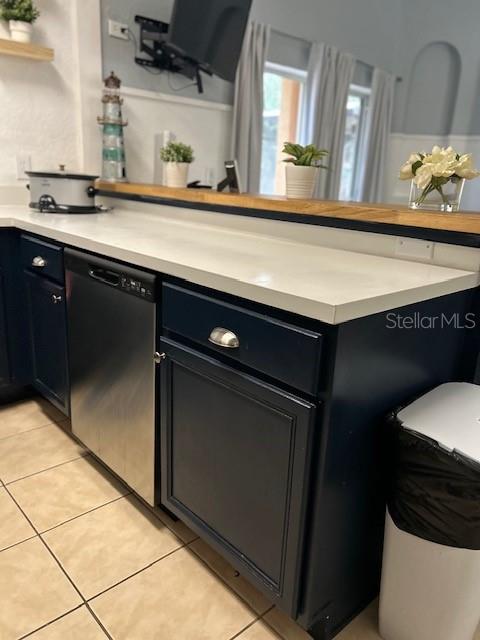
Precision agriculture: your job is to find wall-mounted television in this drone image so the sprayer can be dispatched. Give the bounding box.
[167,0,252,83]
[135,0,252,92]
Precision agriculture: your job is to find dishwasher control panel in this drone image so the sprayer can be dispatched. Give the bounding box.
[120,275,154,299]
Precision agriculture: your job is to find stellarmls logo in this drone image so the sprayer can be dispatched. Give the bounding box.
[386,312,477,330]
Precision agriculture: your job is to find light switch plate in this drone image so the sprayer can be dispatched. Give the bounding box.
[16,154,31,180]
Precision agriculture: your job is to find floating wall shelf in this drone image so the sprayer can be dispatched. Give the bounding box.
[0,38,54,62]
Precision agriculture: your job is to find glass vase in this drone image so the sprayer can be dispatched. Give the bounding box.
[409,178,465,212]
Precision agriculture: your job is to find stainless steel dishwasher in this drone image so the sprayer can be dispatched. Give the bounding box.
[65,249,157,505]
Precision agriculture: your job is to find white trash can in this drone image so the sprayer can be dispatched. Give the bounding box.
[379,383,480,640]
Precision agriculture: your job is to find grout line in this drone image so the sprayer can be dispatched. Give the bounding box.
[185,540,274,619]
[0,418,63,442]
[2,483,111,638]
[38,493,132,535]
[0,532,38,555]
[4,453,88,486]
[261,610,301,640]
[86,542,189,603]
[85,602,114,639]
[18,605,85,639]
[227,605,276,640]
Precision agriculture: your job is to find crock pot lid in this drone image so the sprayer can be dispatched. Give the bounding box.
[26,171,99,180]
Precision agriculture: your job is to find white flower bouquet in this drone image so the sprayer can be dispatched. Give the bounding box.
[400,146,480,211]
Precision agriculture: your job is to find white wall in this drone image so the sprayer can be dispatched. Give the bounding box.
[121,88,232,186]
[0,0,102,185]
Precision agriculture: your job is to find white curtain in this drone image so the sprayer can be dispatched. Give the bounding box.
[231,22,271,193]
[361,68,396,202]
[303,43,356,199]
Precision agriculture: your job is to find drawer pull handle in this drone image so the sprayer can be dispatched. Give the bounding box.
[208,327,240,349]
[32,256,47,268]
[51,294,62,304]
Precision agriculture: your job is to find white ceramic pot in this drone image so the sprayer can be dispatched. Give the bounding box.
[9,20,33,43]
[0,20,10,39]
[164,162,190,188]
[285,164,318,199]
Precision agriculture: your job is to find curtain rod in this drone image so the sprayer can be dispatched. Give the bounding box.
[270,27,403,82]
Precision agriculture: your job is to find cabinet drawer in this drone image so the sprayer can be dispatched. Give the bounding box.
[21,235,64,284]
[162,283,323,395]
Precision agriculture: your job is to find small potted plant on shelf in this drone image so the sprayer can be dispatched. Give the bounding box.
[2,0,39,43]
[400,145,480,212]
[160,141,194,188]
[0,0,12,39]
[283,142,329,199]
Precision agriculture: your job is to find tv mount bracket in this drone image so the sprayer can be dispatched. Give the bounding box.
[134,15,212,94]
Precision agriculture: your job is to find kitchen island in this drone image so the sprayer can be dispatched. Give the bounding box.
[0,197,478,639]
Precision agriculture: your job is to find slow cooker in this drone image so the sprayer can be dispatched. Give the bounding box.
[26,168,104,213]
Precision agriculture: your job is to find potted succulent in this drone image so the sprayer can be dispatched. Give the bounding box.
[400,145,480,212]
[283,142,329,199]
[160,141,194,188]
[2,0,39,43]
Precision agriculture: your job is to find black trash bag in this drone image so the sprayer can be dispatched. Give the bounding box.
[387,413,480,550]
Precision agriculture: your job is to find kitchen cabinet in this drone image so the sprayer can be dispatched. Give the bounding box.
[0,271,10,385]
[24,271,69,414]
[0,231,30,394]
[21,234,69,415]
[160,338,316,615]
[160,279,474,639]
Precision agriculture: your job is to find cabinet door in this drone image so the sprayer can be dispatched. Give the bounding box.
[25,271,69,414]
[0,271,10,386]
[160,338,316,616]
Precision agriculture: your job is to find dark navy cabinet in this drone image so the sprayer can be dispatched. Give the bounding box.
[24,271,69,413]
[0,271,10,385]
[21,235,69,415]
[160,338,316,615]
[0,231,30,394]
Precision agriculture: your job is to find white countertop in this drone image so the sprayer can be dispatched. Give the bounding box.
[0,203,478,324]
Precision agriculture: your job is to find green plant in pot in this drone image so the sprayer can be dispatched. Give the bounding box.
[0,4,9,39]
[283,142,329,199]
[160,141,195,189]
[1,0,39,43]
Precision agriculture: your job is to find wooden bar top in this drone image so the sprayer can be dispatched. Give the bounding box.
[96,180,480,240]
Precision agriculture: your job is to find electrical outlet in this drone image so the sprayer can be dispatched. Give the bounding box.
[16,154,31,180]
[108,19,129,40]
[395,237,434,261]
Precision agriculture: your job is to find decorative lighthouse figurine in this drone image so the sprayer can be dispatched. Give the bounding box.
[98,71,128,182]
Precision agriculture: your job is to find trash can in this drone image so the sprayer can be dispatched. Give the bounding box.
[379,382,480,640]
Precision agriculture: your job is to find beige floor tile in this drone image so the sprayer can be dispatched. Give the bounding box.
[9,455,129,532]
[0,537,82,639]
[238,620,282,639]
[43,495,183,599]
[0,423,86,484]
[26,606,107,639]
[335,602,380,640]
[90,546,256,640]
[190,537,272,615]
[151,504,198,544]
[0,398,66,440]
[263,608,313,640]
[0,487,36,550]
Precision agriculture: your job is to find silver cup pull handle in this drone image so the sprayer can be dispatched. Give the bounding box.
[208,327,240,349]
[32,256,47,268]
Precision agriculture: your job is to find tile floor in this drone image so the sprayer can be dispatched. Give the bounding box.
[0,397,477,640]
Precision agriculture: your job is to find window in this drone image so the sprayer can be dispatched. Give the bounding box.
[339,84,371,201]
[261,63,307,195]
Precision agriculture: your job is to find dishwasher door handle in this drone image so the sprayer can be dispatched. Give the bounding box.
[88,268,120,287]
